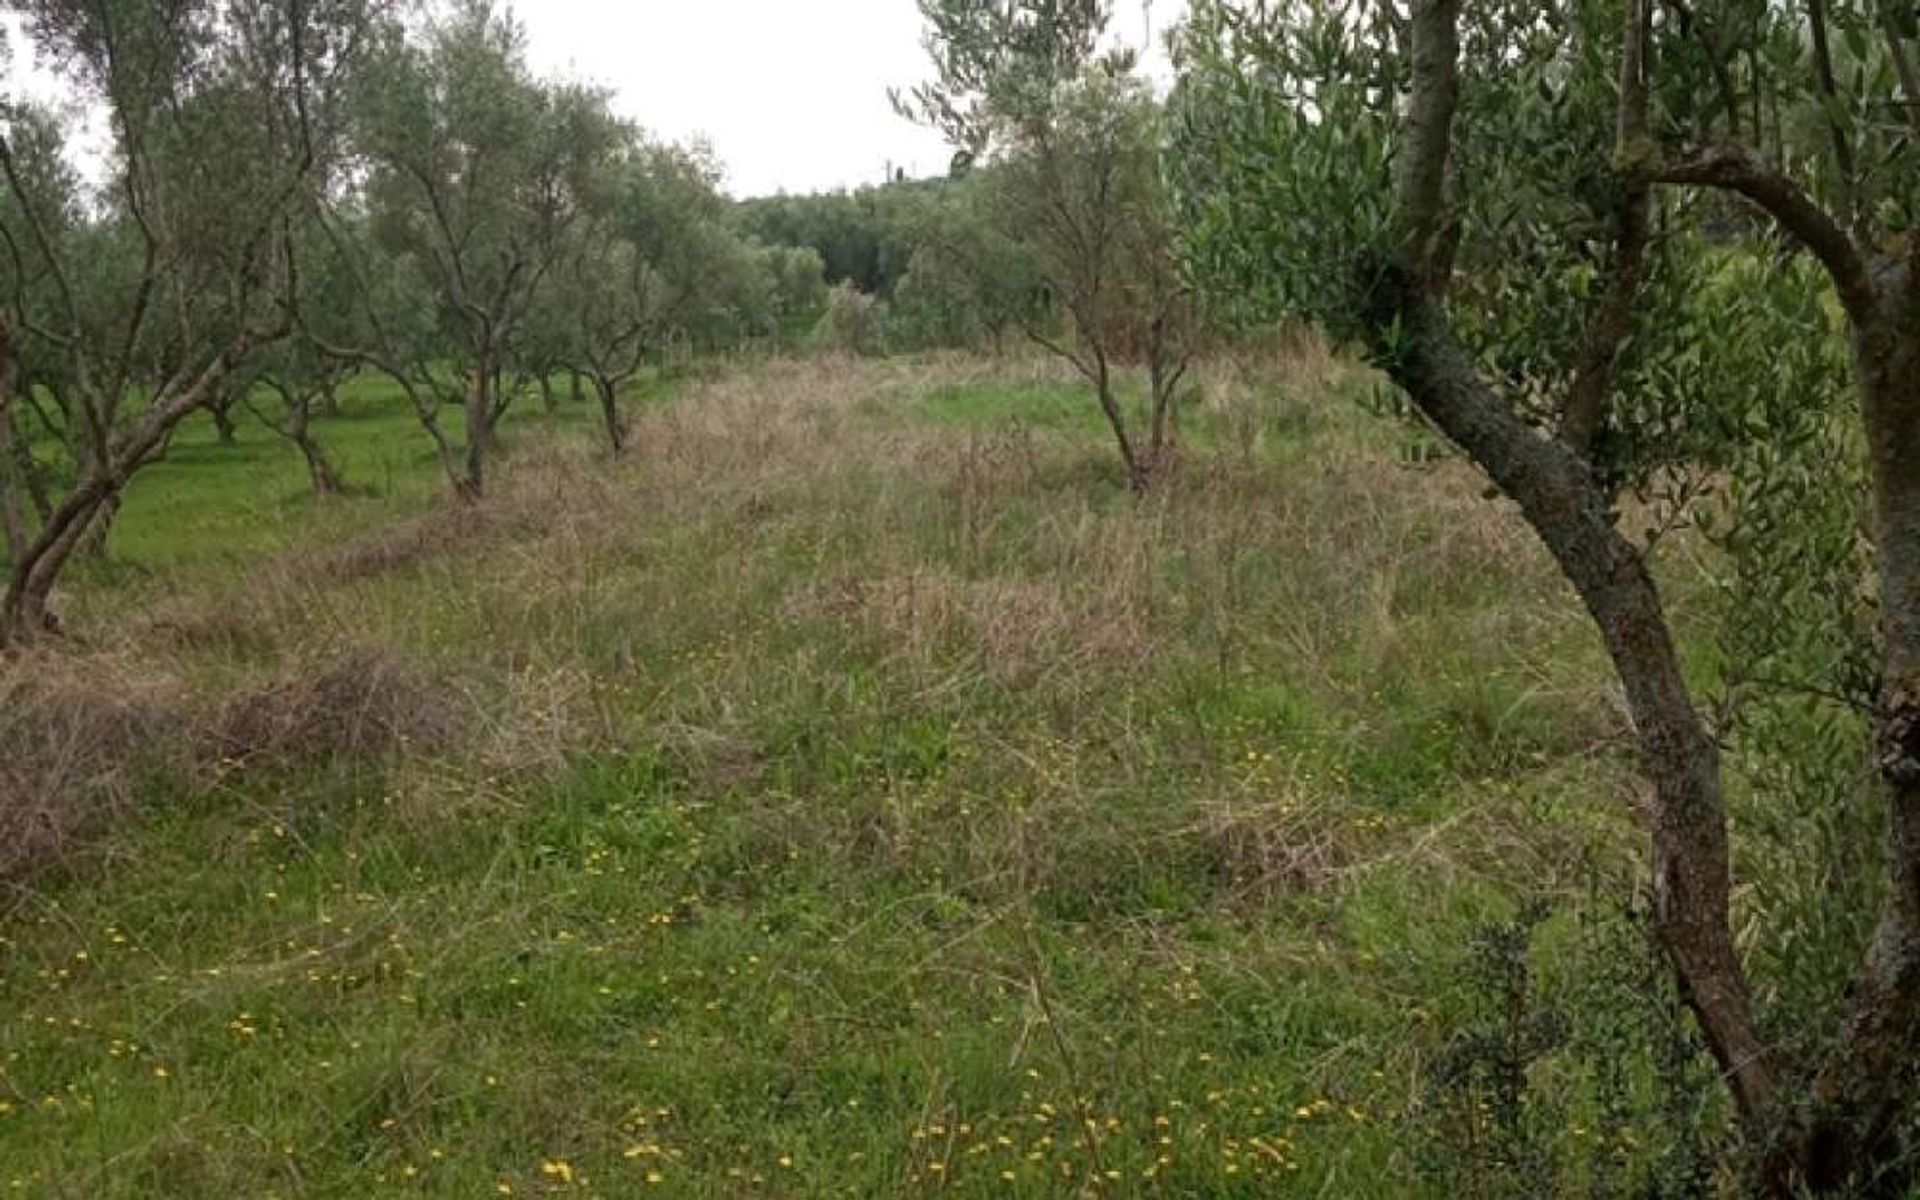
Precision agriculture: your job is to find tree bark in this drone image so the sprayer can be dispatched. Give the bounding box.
[1564,0,1652,460]
[2,474,114,646]
[1395,1,1920,1190]
[1146,306,1189,477]
[0,334,28,565]
[71,439,116,561]
[286,390,342,496]
[1,332,265,649]
[464,363,493,497]
[1369,276,1780,1129]
[1087,349,1148,492]
[1645,118,1920,1194]
[298,433,343,496]
[10,405,50,525]
[208,392,238,445]
[595,375,626,456]
[0,430,28,567]
[1781,293,1920,1193]
[1379,0,1782,1142]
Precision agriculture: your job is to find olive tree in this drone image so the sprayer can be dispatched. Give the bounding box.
[543,140,736,455]
[0,0,377,647]
[890,174,1047,353]
[1174,0,1920,1190]
[243,352,348,495]
[343,0,620,497]
[243,247,354,496]
[902,0,1195,491]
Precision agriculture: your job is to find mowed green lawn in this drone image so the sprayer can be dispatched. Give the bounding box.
[1,355,1671,1198]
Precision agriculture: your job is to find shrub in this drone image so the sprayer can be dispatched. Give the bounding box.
[811,283,888,357]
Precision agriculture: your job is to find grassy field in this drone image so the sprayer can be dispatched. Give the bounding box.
[0,351,1681,1198]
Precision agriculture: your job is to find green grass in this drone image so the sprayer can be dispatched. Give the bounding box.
[1,356,1676,1198]
[103,376,605,573]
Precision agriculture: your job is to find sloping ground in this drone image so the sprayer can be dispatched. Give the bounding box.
[0,355,1658,1198]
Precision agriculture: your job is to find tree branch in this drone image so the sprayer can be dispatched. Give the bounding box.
[1807,0,1861,229]
[1882,3,1920,138]
[1652,144,1879,324]
[1563,0,1652,459]
[1391,0,1459,281]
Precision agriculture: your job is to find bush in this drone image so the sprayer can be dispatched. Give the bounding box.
[810,283,888,357]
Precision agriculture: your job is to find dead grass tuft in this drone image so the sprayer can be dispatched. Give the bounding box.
[0,653,182,881]
[469,663,605,783]
[798,568,1155,683]
[1189,795,1354,903]
[319,506,492,582]
[207,645,457,769]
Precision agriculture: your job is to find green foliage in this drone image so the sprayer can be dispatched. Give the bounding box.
[894,0,1111,152]
[349,0,625,398]
[1685,254,1880,1069]
[810,282,887,357]
[1414,898,1727,1199]
[0,0,384,635]
[736,181,942,297]
[754,243,831,337]
[903,1,1195,488]
[887,173,1045,353]
[985,67,1183,354]
[540,140,755,380]
[1169,0,1915,1185]
[1170,1,1401,339]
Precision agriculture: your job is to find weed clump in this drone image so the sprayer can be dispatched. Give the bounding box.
[209,645,459,769]
[0,654,179,880]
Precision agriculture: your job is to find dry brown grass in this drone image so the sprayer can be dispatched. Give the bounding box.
[207,644,458,769]
[2,348,1611,892]
[1188,793,1355,902]
[790,568,1156,684]
[0,652,183,881]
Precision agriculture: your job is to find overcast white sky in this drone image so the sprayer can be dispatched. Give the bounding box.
[518,0,1189,198]
[2,3,1189,200]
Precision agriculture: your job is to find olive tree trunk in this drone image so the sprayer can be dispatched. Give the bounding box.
[207,390,239,445]
[463,362,495,498]
[1384,3,1920,1192]
[1780,297,1920,1191]
[0,347,28,566]
[0,337,262,649]
[593,374,627,456]
[249,381,344,497]
[1384,0,1781,1134]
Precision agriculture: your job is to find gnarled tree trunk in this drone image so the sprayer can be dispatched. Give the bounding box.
[594,375,627,456]
[0,339,28,566]
[295,427,344,497]
[1379,0,1781,1155]
[207,389,239,445]
[463,363,494,497]
[1386,2,1920,1191]
[251,380,345,497]
[1782,293,1920,1192]
[1366,272,1778,1129]
[0,335,262,650]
